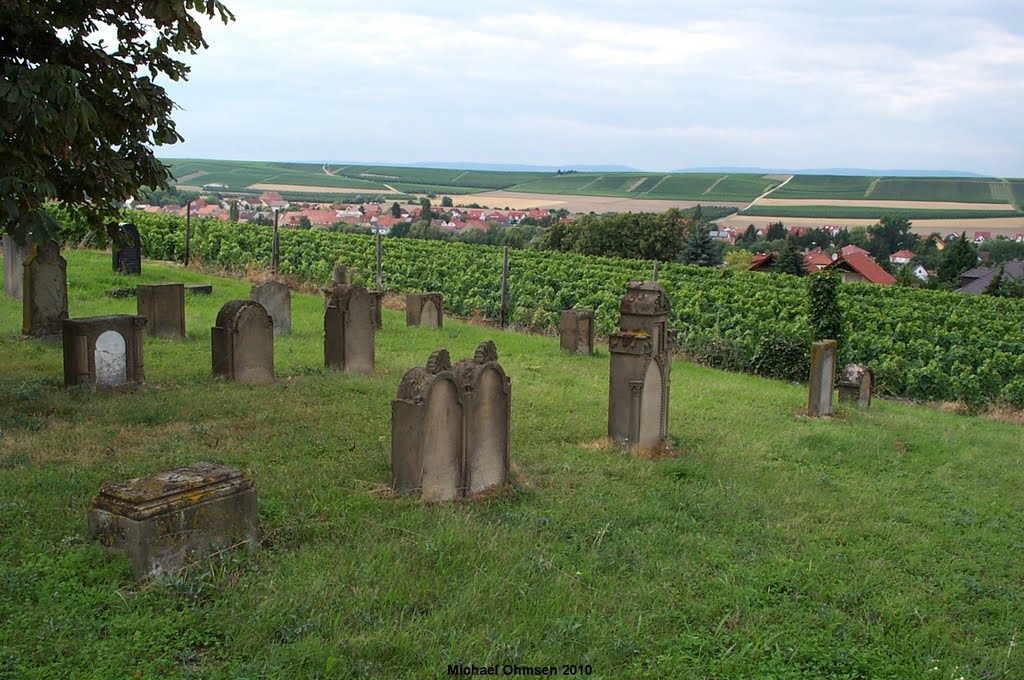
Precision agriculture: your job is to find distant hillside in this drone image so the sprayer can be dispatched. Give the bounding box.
[676,166,990,178]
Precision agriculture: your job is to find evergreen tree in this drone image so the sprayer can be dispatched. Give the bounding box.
[983,264,1005,296]
[766,221,788,241]
[773,238,806,276]
[228,200,239,222]
[681,221,718,266]
[937,232,978,284]
[390,202,402,218]
[739,224,759,247]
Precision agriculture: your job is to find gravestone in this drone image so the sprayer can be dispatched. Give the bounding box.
[369,290,384,330]
[137,283,185,340]
[559,308,595,355]
[250,281,291,336]
[391,349,464,502]
[87,462,259,579]
[608,281,677,449]
[112,222,142,275]
[453,341,511,495]
[837,363,873,408]
[808,340,838,416]
[63,315,146,388]
[212,300,274,384]
[323,283,375,374]
[406,292,443,328]
[3,234,31,299]
[331,265,347,284]
[185,284,213,295]
[22,241,68,338]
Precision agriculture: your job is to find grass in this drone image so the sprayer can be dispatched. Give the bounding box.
[3,250,1022,678]
[770,175,879,199]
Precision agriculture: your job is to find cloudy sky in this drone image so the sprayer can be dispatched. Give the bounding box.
[160,0,1024,176]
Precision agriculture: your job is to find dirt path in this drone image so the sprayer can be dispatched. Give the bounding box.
[702,175,729,195]
[176,170,208,183]
[744,175,793,210]
[865,177,881,197]
[624,177,648,192]
[451,171,469,183]
[637,175,670,197]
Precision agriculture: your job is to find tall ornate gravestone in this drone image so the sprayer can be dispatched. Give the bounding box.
[211,300,274,384]
[87,462,259,579]
[559,308,595,355]
[608,281,677,449]
[136,283,186,340]
[837,363,873,408]
[250,281,291,336]
[406,292,443,328]
[22,241,68,338]
[453,341,511,495]
[807,340,838,416]
[323,282,375,374]
[63,315,146,388]
[3,234,31,299]
[391,349,464,502]
[112,222,142,275]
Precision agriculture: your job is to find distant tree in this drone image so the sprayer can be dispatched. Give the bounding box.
[419,198,434,221]
[870,214,918,254]
[390,202,402,218]
[441,196,453,207]
[681,220,718,266]
[937,232,978,284]
[724,249,754,271]
[390,221,411,238]
[737,224,759,247]
[894,264,919,287]
[765,221,787,241]
[251,213,272,226]
[228,200,239,222]
[295,216,312,229]
[773,238,806,276]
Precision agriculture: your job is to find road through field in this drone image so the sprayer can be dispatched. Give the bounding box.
[744,175,793,210]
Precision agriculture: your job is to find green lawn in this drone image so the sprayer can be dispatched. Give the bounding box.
[1,251,1022,678]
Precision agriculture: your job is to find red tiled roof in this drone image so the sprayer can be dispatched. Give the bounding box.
[803,251,832,270]
[749,253,776,271]
[825,252,896,285]
[890,249,915,259]
[840,244,869,257]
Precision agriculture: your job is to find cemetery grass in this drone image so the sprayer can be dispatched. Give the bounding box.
[1,252,1022,679]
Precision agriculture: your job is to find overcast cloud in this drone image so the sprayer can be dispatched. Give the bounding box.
[159,0,1024,175]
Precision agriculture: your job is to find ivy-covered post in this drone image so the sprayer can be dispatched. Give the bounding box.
[271,208,280,277]
[809,270,843,348]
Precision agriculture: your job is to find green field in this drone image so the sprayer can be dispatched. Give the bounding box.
[770,175,878,199]
[165,159,389,191]
[771,175,1014,204]
[2,250,1023,678]
[740,205,1024,220]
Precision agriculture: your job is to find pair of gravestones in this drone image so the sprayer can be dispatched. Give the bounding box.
[324,280,375,374]
[391,342,510,501]
[807,340,873,416]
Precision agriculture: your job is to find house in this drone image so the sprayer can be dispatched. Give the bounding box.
[911,264,930,281]
[1016,233,1024,243]
[973,231,991,243]
[804,250,832,271]
[955,260,1024,294]
[748,253,776,272]
[890,249,915,266]
[823,252,896,285]
[839,244,870,258]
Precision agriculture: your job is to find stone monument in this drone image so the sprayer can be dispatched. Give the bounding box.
[22,241,68,338]
[112,222,142,275]
[136,283,185,340]
[3,234,31,299]
[323,282,375,374]
[211,300,274,384]
[837,363,873,408]
[63,315,146,388]
[559,308,595,355]
[453,341,511,495]
[87,462,259,578]
[406,292,443,328]
[368,290,384,330]
[608,281,677,449]
[808,340,838,416]
[250,281,291,336]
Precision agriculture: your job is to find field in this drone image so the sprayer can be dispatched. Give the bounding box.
[2,250,1023,678]
[739,205,1023,220]
[717,214,1024,237]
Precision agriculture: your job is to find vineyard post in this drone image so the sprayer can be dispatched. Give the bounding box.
[500,245,509,328]
[652,261,659,281]
[375,231,383,290]
[183,201,191,267]
[271,208,280,277]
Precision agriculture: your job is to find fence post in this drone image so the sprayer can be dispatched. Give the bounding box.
[271,208,280,277]
[500,245,509,328]
[183,202,192,267]
[376,231,383,290]
[652,261,659,281]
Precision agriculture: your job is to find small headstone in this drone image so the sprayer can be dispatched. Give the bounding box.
[2,234,31,299]
[331,265,347,284]
[323,283,375,374]
[185,284,213,295]
[22,241,68,338]
[559,308,595,355]
[837,363,873,408]
[608,281,677,449]
[808,340,838,416]
[212,300,274,384]
[250,281,291,336]
[137,283,185,340]
[406,292,443,328]
[62,315,146,388]
[87,462,259,579]
[112,222,142,275]
[369,290,384,330]
[453,341,511,495]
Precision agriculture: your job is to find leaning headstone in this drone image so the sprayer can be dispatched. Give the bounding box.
[22,241,68,338]
[137,283,185,340]
[608,281,677,449]
[837,363,873,408]
[808,340,838,416]
[323,283,375,374]
[63,315,146,388]
[406,292,443,328]
[250,281,291,336]
[3,234,31,299]
[453,341,511,495]
[212,300,274,384]
[112,222,142,275]
[87,462,259,579]
[559,308,595,355]
[368,290,384,330]
[391,349,464,502]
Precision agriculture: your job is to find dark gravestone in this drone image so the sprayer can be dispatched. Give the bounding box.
[453,341,511,495]
[87,462,259,579]
[560,308,595,355]
[185,284,213,295]
[808,340,837,416]
[838,363,873,408]
[137,283,185,340]
[323,283,375,374]
[406,292,443,328]
[3,234,31,299]
[22,241,68,338]
[368,290,384,330]
[250,281,291,336]
[112,222,142,275]
[63,315,146,389]
[212,300,275,384]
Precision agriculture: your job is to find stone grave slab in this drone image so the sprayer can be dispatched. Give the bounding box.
[453,341,511,495]
[137,283,185,340]
[250,281,291,336]
[559,308,595,355]
[838,363,873,408]
[369,290,384,330]
[808,340,838,416]
[323,283,375,374]
[212,300,274,384]
[63,315,146,388]
[112,222,142,275]
[22,241,68,338]
[406,292,443,328]
[3,234,31,299]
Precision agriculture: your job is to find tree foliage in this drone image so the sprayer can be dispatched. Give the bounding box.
[1,0,234,244]
[681,221,719,267]
[808,270,843,346]
[936,232,978,284]
[773,238,806,276]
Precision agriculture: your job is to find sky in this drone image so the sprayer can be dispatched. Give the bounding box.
[158,0,1024,176]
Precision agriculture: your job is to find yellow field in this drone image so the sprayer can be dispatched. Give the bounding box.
[716,214,1024,237]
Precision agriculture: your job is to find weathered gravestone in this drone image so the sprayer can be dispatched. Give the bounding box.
[406,292,443,328]
[559,308,595,355]
[323,282,375,374]
[112,222,142,275]
[212,300,274,384]
[368,290,384,330]
[331,265,347,284]
[608,281,677,449]
[2,234,31,299]
[250,281,291,336]
[837,363,873,408]
[453,341,511,495]
[63,315,146,388]
[87,462,259,579]
[185,284,213,295]
[22,241,68,338]
[137,283,185,340]
[807,340,838,416]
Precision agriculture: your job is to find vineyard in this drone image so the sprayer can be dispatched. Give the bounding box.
[54,209,1024,408]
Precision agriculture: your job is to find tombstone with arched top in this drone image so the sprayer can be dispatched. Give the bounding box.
[323,282,375,374]
[250,281,291,336]
[62,315,146,388]
[406,292,443,328]
[22,241,68,338]
[453,341,511,495]
[212,300,274,384]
